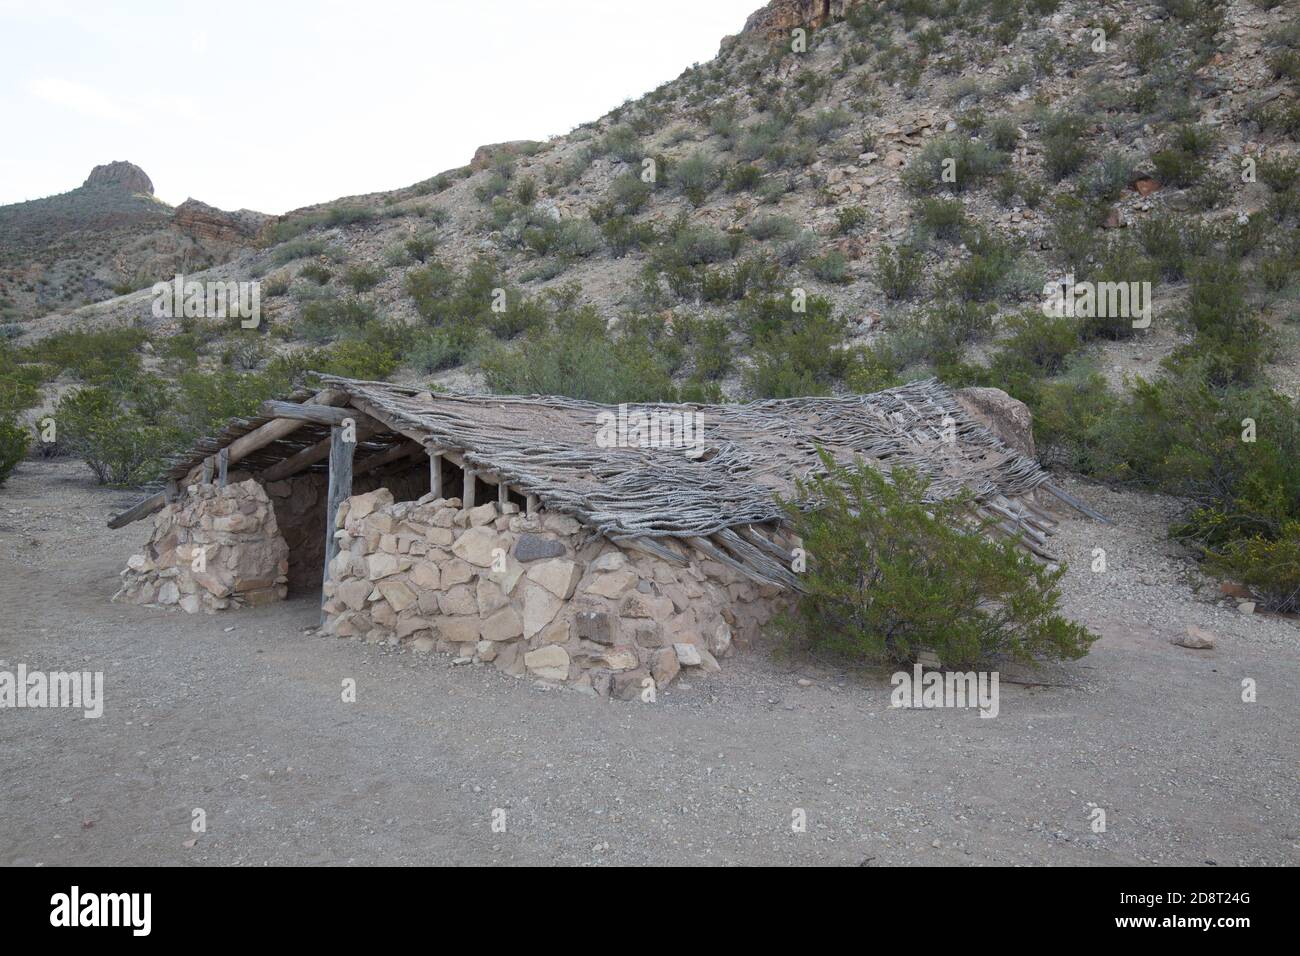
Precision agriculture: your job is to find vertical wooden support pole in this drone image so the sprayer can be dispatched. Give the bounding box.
[321,424,355,625]
[429,450,443,499]
[463,468,477,510]
[201,457,214,484]
[217,448,229,487]
[526,494,538,516]
[498,479,509,508]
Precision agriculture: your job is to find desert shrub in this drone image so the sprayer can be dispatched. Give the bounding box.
[552,219,602,259]
[725,163,763,192]
[743,296,849,399]
[915,197,965,241]
[343,264,382,293]
[403,325,479,373]
[746,214,798,241]
[1171,260,1272,387]
[776,454,1097,667]
[299,295,376,344]
[902,135,1007,193]
[992,311,1081,377]
[810,250,851,283]
[672,151,720,206]
[1041,111,1089,182]
[480,306,675,404]
[835,205,869,235]
[985,115,1020,152]
[602,125,642,164]
[0,416,29,485]
[1206,525,1300,612]
[876,243,925,300]
[945,230,1020,301]
[315,338,400,380]
[601,216,657,257]
[55,387,175,486]
[27,327,148,386]
[664,220,736,266]
[1150,128,1213,188]
[0,342,51,415]
[607,173,652,215]
[801,108,852,143]
[1079,151,1135,202]
[271,237,330,265]
[299,262,332,285]
[514,176,538,206]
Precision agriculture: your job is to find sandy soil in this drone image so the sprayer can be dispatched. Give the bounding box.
[0,458,1296,866]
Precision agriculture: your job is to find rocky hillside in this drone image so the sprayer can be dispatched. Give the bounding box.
[0,161,265,327]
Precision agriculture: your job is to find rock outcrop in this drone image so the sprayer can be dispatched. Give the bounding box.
[173,198,266,243]
[740,0,864,40]
[83,161,154,195]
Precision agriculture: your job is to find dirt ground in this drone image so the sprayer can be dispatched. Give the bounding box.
[1,458,1296,866]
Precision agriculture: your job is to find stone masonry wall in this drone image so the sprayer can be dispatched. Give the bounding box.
[321,488,786,698]
[114,479,289,613]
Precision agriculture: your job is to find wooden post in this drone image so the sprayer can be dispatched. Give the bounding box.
[526,494,538,515]
[201,457,214,484]
[217,448,229,487]
[321,424,355,625]
[463,468,477,510]
[429,450,443,499]
[498,479,509,508]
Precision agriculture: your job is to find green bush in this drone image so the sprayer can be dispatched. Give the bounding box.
[875,244,925,300]
[607,173,652,215]
[55,387,176,486]
[1041,111,1089,182]
[902,136,1007,193]
[835,206,869,235]
[480,306,675,404]
[746,214,798,241]
[672,151,720,206]
[810,249,851,283]
[725,163,763,193]
[25,327,148,386]
[915,197,965,241]
[343,264,382,293]
[776,454,1098,667]
[0,416,29,485]
[743,296,849,399]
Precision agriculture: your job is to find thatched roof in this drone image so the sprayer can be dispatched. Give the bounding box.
[114,376,1095,588]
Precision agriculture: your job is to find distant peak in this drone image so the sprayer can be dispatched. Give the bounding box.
[83,161,153,195]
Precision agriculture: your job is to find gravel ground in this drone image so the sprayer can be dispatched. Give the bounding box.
[1,459,1296,866]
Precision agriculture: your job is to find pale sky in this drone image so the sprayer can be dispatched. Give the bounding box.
[0,0,761,214]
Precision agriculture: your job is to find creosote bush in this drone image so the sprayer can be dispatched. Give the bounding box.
[776,454,1097,667]
[0,415,29,486]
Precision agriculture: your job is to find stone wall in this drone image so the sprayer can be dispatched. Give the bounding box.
[321,488,786,698]
[114,479,289,613]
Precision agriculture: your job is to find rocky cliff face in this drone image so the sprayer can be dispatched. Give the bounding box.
[172,198,267,243]
[740,0,864,40]
[82,160,154,195]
